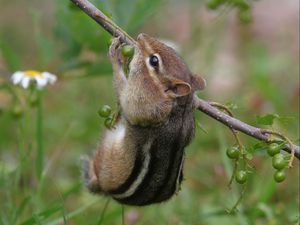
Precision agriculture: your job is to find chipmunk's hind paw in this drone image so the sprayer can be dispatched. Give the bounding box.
[81,155,102,194]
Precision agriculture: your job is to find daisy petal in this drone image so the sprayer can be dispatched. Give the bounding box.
[35,76,48,89]
[42,72,57,84]
[11,71,24,85]
[21,76,31,89]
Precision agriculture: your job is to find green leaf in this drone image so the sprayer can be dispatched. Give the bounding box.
[196,121,208,134]
[45,199,99,225]
[31,9,55,67]
[246,43,285,110]
[61,182,82,199]
[256,203,274,220]
[256,113,279,126]
[13,196,31,222]
[0,40,20,71]
[54,0,110,53]
[245,153,253,160]
[125,0,163,33]
[85,60,112,76]
[225,102,238,110]
[277,115,294,126]
[20,204,62,225]
[252,142,268,155]
[58,59,91,73]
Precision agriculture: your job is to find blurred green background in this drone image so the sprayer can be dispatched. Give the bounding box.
[0,0,299,224]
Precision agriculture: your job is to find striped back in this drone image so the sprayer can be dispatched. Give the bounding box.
[108,102,195,206]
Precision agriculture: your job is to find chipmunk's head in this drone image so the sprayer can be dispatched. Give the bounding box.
[130,33,206,99]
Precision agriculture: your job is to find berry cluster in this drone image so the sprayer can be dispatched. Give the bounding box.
[268,143,288,183]
[206,0,252,23]
[226,146,249,184]
[98,105,114,128]
[226,141,289,186]
[98,44,134,129]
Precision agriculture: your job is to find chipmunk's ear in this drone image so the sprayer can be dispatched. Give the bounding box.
[162,77,192,98]
[191,74,206,91]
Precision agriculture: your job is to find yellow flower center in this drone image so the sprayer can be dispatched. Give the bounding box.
[24,70,42,77]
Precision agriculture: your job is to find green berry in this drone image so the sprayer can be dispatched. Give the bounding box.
[104,117,113,129]
[121,45,134,58]
[207,0,224,10]
[226,146,240,159]
[207,0,218,10]
[98,105,112,118]
[235,170,248,184]
[272,154,287,170]
[239,9,252,24]
[231,0,250,10]
[274,170,286,183]
[267,143,281,156]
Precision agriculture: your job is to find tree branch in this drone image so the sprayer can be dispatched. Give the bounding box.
[193,96,299,159]
[70,0,300,159]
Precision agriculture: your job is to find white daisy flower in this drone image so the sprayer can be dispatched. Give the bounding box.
[11,70,57,89]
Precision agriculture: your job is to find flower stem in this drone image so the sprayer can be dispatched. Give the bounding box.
[36,91,44,181]
[97,198,111,225]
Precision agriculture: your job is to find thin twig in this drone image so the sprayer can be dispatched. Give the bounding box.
[70,0,300,160]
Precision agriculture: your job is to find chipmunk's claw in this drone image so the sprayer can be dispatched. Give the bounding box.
[109,37,122,64]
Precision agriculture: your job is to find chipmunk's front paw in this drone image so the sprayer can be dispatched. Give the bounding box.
[109,37,122,64]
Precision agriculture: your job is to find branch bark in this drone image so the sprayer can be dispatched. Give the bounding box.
[70,0,300,159]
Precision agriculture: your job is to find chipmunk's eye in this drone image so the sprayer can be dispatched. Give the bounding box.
[149,55,159,67]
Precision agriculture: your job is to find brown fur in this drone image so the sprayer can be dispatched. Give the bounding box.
[96,126,136,191]
[83,33,206,205]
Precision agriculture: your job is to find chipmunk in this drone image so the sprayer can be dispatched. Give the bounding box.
[82,33,206,206]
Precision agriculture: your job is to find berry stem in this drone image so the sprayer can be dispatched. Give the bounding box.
[261,129,295,168]
[209,102,245,153]
[228,185,246,214]
[228,159,238,188]
[194,96,299,159]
